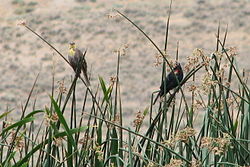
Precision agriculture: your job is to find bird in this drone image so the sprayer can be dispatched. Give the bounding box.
[153,63,183,104]
[68,42,90,86]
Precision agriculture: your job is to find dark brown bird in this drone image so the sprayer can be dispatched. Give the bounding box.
[153,63,183,104]
[68,42,90,86]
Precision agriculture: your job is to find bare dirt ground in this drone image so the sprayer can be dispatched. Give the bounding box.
[0,0,249,126]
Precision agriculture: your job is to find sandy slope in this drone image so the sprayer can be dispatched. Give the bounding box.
[0,0,249,126]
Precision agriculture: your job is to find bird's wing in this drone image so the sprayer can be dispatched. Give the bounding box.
[74,49,83,61]
[76,49,90,86]
[68,55,76,71]
[167,71,176,81]
[75,49,87,71]
[159,71,178,93]
[160,71,173,89]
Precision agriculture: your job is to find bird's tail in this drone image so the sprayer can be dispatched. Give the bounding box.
[153,91,161,105]
[83,71,91,87]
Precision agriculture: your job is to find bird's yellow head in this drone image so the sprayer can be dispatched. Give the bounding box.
[69,42,76,49]
[69,42,76,56]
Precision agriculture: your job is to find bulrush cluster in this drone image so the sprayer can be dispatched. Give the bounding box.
[17,20,27,26]
[194,99,204,110]
[114,43,129,56]
[163,127,196,148]
[3,120,13,129]
[226,97,235,107]
[53,137,64,147]
[50,113,59,122]
[228,46,238,57]
[192,98,204,114]
[110,76,117,86]
[213,51,223,60]
[216,68,225,80]
[113,115,120,125]
[202,54,211,68]
[154,50,170,67]
[166,59,178,72]
[57,80,67,94]
[44,112,59,126]
[187,83,198,92]
[190,159,202,167]
[14,135,25,151]
[165,158,183,167]
[146,161,158,167]
[201,72,216,93]
[93,144,104,161]
[175,127,196,143]
[133,110,145,128]
[9,132,24,151]
[201,133,231,155]
[79,134,92,146]
[185,48,205,72]
[107,12,120,19]
[154,53,163,67]
[162,135,176,149]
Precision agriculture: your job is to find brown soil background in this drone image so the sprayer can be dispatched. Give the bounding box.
[0,0,249,126]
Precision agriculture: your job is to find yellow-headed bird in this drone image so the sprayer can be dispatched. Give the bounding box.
[68,42,90,86]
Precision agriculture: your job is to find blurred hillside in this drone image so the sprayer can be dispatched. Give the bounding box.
[0,0,249,120]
